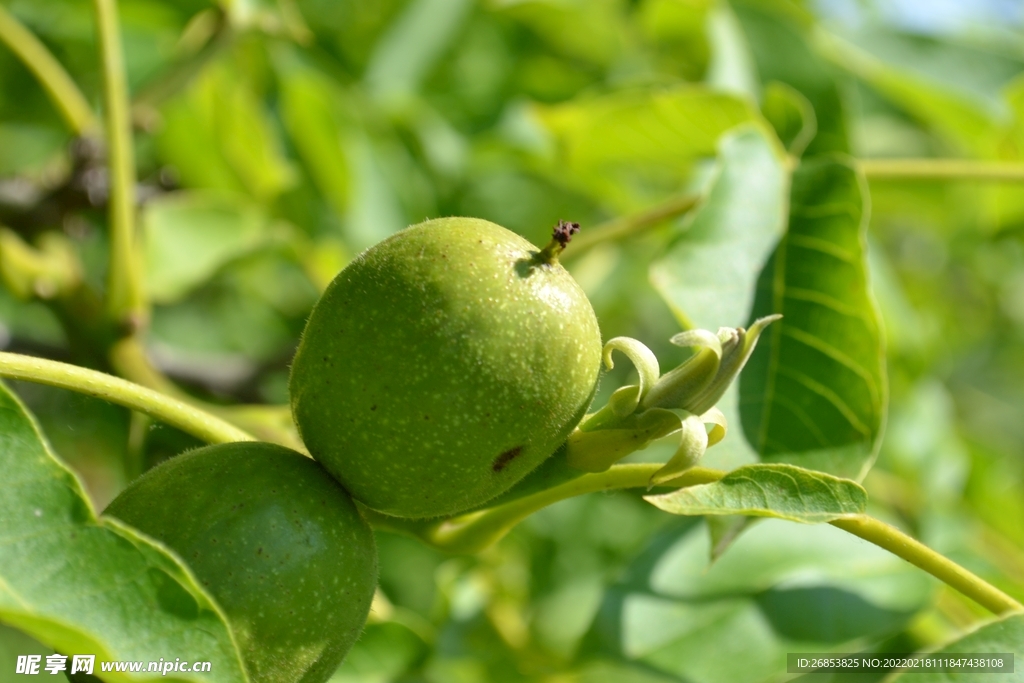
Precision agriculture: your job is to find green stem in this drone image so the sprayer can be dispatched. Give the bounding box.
[108,337,307,452]
[858,159,1024,183]
[0,351,255,445]
[93,0,145,331]
[368,465,726,555]
[370,459,1022,615]
[0,5,97,135]
[563,193,700,260]
[831,515,1023,615]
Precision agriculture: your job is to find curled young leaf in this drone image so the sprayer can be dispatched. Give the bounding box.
[648,411,708,488]
[602,337,660,417]
[641,330,722,412]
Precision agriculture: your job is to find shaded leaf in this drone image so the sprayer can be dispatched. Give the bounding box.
[741,157,886,479]
[886,612,1024,683]
[0,381,247,683]
[143,192,275,303]
[645,463,866,523]
[364,0,473,102]
[705,515,752,562]
[761,81,817,156]
[732,3,850,155]
[584,518,934,683]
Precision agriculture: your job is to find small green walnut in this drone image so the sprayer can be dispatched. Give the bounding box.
[289,217,602,519]
[104,442,378,683]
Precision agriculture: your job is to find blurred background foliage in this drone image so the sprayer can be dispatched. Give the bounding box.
[1,0,1023,681]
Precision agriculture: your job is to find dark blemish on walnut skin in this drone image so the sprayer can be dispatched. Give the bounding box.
[492,446,524,472]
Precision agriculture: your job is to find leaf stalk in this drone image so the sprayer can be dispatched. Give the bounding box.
[0,351,255,445]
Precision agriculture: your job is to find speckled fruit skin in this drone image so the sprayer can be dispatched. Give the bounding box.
[289,217,602,519]
[104,442,378,683]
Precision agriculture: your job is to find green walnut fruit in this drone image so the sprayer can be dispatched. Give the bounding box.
[104,442,378,683]
[289,217,602,518]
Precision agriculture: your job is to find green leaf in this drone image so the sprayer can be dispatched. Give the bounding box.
[585,518,934,683]
[0,381,248,683]
[650,125,788,333]
[157,66,295,202]
[143,192,275,304]
[816,30,1003,155]
[649,126,788,473]
[645,463,867,523]
[732,3,850,155]
[535,85,756,205]
[886,613,1024,683]
[277,65,351,218]
[741,157,886,479]
[364,0,473,102]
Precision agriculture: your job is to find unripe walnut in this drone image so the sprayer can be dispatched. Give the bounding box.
[105,442,378,683]
[289,217,602,518]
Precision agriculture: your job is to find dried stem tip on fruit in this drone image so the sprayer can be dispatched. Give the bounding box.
[538,220,580,263]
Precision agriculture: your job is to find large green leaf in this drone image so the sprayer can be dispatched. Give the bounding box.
[537,86,752,171]
[534,85,755,206]
[650,125,788,333]
[741,158,886,479]
[886,613,1024,683]
[0,381,248,683]
[645,464,866,524]
[649,124,788,471]
[583,518,934,683]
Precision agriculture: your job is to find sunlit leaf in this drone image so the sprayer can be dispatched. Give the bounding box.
[0,381,248,683]
[157,66,295,201]
[278,64,352,218]
[650,125,787,333]
[741,158,886,479]
[535,85,755,206]
[645,464,867,523]
[733,2,849,155]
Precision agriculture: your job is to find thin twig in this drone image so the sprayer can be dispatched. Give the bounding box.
[564,194,700,260]
[0,5,97,135]
[93,0,145,331]
[0,351,255,444]
[859,159,1024,183]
